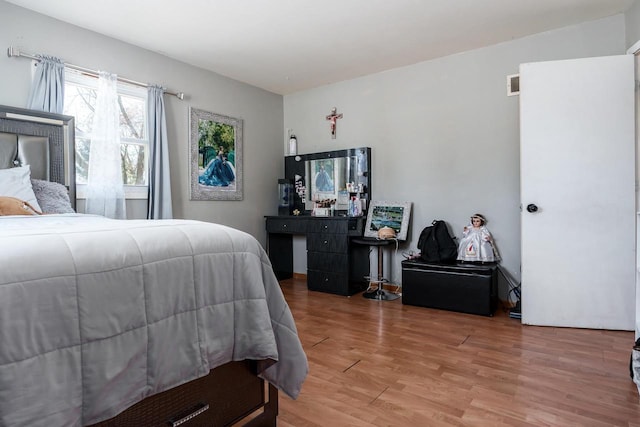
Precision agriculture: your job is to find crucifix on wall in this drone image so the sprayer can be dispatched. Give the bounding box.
[325,107,343,139]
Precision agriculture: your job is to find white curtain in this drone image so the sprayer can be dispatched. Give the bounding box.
[85,72,126,219]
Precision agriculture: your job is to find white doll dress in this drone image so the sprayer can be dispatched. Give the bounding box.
[457,224,500,262]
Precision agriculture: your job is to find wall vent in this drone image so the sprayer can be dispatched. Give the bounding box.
[507,74,520,96]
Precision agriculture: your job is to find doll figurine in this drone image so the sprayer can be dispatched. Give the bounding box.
[457,214,500,262]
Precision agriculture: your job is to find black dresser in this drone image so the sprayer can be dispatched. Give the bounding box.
[265,216,369,296]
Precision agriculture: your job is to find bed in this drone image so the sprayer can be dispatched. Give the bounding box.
[0,105,308,427]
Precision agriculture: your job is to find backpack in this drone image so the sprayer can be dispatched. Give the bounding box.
[630,337,640,380]
[418,220,458,263]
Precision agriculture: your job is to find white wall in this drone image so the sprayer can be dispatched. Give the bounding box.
[285,15,627,297]
[625,0,640,339]
[0,2,632,301]
[626,0,640,48]
[0,0,284,245]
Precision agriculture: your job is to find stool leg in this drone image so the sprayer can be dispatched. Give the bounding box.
[376,245,385,296]
[363,244,399,301]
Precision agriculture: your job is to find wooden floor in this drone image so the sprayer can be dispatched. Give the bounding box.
[276,278,640,427]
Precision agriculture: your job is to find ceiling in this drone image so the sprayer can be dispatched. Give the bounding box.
[6,0,635,95]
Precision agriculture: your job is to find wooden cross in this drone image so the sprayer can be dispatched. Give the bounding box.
[325,107,343,139]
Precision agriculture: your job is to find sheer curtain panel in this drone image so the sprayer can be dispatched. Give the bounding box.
[147,85,173,219]
[26,55,65,114]
[85,72,127,219]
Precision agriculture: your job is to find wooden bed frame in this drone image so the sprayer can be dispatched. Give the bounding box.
[89,361,278,427]
[0,105,279,426]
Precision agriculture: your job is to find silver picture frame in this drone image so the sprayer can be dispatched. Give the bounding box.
[364,200,412,241]
[190,107,243,201]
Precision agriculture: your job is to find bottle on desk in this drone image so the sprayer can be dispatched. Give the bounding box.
[348,196,362,217]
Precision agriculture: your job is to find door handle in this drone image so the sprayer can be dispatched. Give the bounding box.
[526,203,538,213]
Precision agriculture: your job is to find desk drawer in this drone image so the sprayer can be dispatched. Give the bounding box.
[308,252,348,273]
[307,233,348,253]
[307,270,347,294]
[266,218,307,233]
[308,220,347,234]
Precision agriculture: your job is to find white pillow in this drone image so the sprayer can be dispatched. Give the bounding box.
[0,165,42,212]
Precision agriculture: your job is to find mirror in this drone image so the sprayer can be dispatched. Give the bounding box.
[284,147,370,214]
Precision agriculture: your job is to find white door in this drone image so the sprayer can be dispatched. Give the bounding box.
[520,55,635,330]
[633,49,640,340]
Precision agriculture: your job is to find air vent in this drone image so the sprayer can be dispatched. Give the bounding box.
[507,74,520,96]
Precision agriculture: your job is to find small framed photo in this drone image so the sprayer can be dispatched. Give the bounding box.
[364,201,412,241]
[309,158,336,197]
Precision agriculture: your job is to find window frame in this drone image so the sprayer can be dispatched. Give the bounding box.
[64,71,149,200]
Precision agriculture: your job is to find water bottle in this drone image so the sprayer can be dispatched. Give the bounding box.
[288,134,297,155]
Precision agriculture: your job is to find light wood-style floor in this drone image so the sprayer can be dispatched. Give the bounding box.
[276,278,640,427]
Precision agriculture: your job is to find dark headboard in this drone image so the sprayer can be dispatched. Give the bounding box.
[0,105,76,209]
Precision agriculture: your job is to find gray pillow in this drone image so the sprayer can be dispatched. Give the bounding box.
[31,179,75,214]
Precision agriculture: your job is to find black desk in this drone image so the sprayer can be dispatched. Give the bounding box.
[265,216,369,296]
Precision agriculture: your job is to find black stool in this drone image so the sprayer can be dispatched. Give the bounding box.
[352,237,399,301]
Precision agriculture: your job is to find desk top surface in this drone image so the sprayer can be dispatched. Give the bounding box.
[265,215,362,220]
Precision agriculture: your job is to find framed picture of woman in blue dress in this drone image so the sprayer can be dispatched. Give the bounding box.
[308,158,336,200]
[189,108,243,201]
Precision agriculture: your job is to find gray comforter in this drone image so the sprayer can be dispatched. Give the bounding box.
[0,214,307,426]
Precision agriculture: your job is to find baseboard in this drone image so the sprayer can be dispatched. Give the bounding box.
[289,276,519,308]
[288,274,401,294]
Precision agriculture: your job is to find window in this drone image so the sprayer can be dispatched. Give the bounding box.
[63,72,148,198]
